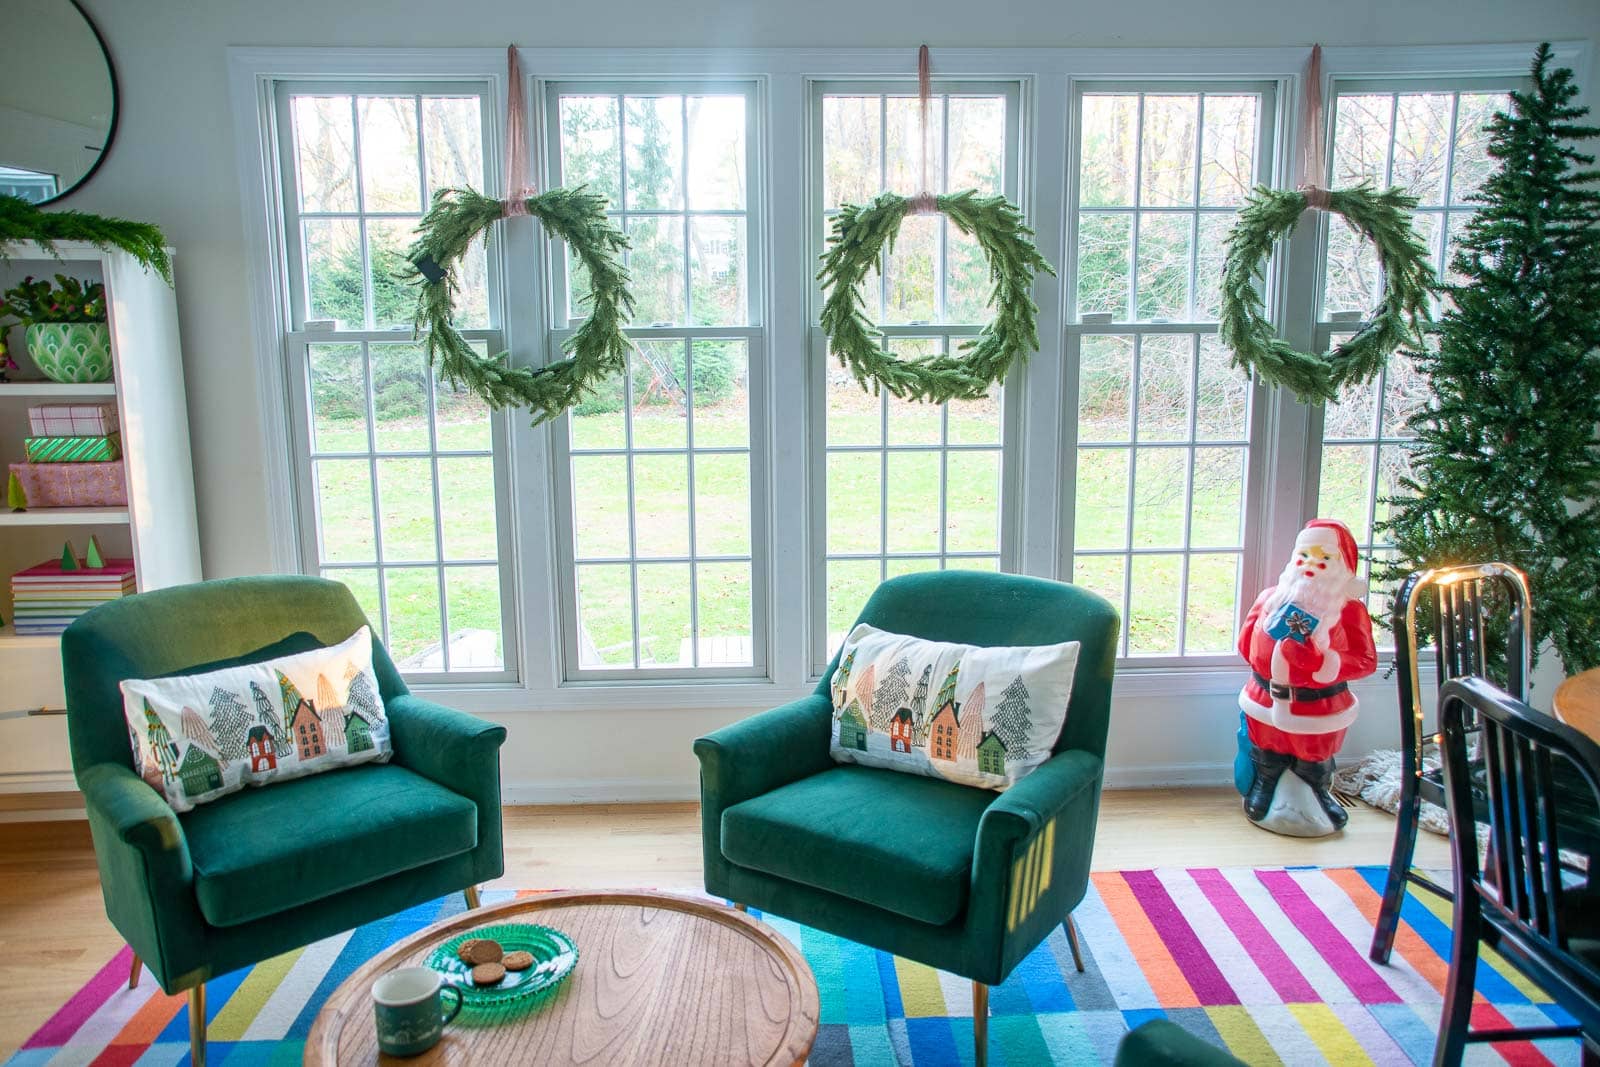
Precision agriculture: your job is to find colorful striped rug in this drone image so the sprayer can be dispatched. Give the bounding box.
[5,867,1580,1066]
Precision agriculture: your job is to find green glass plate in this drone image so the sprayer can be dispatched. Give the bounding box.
[425,922,579,1010]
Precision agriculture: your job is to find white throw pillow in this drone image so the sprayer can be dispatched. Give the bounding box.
[120,626,392,812]
[827,623,1079,791]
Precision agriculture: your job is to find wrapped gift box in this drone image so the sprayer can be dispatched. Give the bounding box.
[23,433,122,463]
[27,403,119,438]
[7,461,128,508]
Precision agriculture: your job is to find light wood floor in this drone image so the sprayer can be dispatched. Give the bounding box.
[0,788,1448,1057]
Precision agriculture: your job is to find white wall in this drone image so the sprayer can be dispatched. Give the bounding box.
[44,0,1600,802]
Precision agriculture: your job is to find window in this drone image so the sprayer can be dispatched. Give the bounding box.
[275,84,516,679]
[1313,84,1512,632]
[811,83,1021,661]
[1066,86,1275,659]
[546,85,764,677]
[243,48,1546,694]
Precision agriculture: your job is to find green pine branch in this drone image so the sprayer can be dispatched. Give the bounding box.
[0,195,172,285]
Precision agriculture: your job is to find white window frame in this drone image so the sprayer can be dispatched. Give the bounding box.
[1060,79,1280,666]
[542,79,770,682]
[272,77,521,684]
[806,79,1026,673]
[228,44,1588,711]
[1303,76,1527,584]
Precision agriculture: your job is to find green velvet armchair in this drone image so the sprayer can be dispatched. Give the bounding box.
[695,570,1118,1066]
[63,576,507,1066]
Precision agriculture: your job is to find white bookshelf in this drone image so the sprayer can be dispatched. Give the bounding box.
[0,241,201,792]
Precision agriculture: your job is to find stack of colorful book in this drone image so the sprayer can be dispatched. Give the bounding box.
[10,546,136,636]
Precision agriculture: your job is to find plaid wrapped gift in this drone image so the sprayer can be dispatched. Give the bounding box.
[23,433,122,463]
[27,403,119,438]
[7,461,128,507]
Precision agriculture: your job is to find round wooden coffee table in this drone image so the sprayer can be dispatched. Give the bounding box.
[305,891,818,1066]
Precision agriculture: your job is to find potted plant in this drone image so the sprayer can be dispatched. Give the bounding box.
[0,274,112,383]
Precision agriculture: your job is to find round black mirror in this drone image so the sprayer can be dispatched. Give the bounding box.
[0,0,118,205]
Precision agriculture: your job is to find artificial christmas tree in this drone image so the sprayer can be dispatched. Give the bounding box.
[1381,44,1600,673]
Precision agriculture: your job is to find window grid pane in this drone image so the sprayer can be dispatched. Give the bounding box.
[1076,91,1259,325]
[819,87,1012,660]
[284,86,507,677]
[307,339,505,673]
[556,88,758,674]
[1070,88,1265,659]
[1317,86,1511,644]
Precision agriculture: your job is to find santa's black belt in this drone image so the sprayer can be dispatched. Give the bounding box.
[1251,671,1349,703]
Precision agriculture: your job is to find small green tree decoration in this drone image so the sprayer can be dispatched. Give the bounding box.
[1381,44,1600,672]
[6,471,25,512]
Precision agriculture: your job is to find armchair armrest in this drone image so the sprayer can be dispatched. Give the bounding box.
[79,762,191,874]
[969,748,1106,981]
[387,693,507,797]
[694,694,835,897]
[976,748,1103,853]
[78,762,203,989]
[387,694,508,884]
[693,693,834,811]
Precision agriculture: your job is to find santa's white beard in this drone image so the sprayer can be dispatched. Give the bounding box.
[1264,561,1354,628]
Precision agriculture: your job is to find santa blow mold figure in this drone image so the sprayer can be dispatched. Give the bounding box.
[1236,519,1377,837]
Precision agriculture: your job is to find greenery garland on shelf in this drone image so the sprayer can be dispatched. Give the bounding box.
[0,194,172,285]
[1218,184,1435,403]
[406,186,633,425]
[817,190,1055,402]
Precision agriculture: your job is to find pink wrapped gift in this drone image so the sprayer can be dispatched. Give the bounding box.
[7,461,128,508]
[27,403,119,438]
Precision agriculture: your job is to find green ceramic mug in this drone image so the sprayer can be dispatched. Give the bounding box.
[372,966,463,1057]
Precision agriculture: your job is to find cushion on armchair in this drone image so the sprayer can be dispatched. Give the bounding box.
[182,763,477,927]
[121,626,391,812]
[828,623,1079,791]
[720,764,993,926]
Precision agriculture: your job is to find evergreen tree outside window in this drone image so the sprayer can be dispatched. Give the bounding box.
[813,84,1018,662]
[546,83,764,678]
[1379,48,1600,671]
[1067,84,1274,660]
[274,82,515,678]
[1311,81,1514,643]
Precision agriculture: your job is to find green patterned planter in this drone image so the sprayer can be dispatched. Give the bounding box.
[26,323,113,384]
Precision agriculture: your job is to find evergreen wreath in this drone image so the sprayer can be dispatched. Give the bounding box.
[817,190,1055,402]
[1219,184,1436,403]
[406,186,633,425]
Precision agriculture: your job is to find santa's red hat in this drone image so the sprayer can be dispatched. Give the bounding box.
[1300,518,1359,573]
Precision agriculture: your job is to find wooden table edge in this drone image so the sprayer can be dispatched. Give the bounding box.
[303,889,820,1067]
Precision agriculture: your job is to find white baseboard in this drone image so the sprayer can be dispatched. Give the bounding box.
[1101,761,1235,790]
[501,777,699,805]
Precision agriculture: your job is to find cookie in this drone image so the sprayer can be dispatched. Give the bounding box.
[471,961,506,986]
[502,950,535,972]
[459,938,503,965]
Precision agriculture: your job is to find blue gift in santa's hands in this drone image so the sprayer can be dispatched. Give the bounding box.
[1265,602,1321,643]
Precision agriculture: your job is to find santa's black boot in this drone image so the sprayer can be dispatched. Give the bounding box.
[1293,757,1349,831]
[1244,744,1294,822]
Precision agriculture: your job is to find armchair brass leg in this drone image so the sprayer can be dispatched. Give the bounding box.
[188,985,206,1067]
[973,981,988,1067]
[463,885,481,910]
[128,953,142,990]
[1064,913,1086,973]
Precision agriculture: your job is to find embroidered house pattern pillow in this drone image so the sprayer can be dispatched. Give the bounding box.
[121,626,392,812]
[827,624,1079,792]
